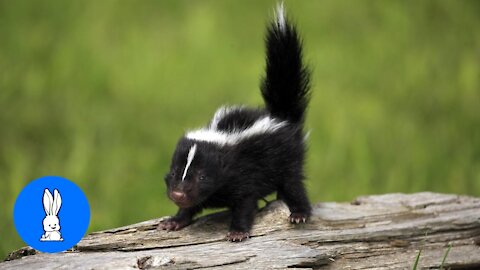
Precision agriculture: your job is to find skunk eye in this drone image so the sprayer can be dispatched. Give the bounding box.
[199,175,206,181]
[170,172,176,177]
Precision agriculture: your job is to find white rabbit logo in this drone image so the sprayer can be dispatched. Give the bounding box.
[40,188,63,241]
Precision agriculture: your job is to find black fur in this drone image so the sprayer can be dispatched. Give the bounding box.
[261,15,311,124]
[159,6,312,242]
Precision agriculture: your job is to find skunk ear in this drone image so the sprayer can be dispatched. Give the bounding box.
[53,189,62,215]
[43,189,53,215]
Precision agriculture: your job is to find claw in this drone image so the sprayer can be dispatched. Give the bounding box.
[226,231,250,242]
[158,218,189,231]
[289,213,309,224]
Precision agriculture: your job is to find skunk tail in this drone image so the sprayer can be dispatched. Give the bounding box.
[261,3,311,124]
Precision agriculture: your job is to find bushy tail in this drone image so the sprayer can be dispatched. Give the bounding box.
[261,3,311,124]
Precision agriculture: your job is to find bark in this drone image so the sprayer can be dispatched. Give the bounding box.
[2,192,480,269]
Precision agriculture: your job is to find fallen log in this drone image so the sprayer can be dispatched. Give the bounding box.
[2,192,480,269]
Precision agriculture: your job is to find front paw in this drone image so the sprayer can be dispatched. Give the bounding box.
[289,212,309,224]
[158,217,190,231]
[226,231,250,242]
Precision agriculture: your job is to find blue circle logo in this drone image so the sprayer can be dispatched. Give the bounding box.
[13,176,90,253]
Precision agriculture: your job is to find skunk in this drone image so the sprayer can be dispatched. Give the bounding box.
[159,3,312,242]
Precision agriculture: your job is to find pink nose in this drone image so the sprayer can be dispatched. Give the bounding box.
[170,191,186,202]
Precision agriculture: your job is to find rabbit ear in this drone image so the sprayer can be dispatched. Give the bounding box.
[53,189,62,215]
[43,189,53,215]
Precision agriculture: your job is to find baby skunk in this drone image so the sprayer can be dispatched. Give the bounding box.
[159,4,312,242]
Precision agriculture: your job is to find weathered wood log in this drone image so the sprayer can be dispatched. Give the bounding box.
[2,192,480,269]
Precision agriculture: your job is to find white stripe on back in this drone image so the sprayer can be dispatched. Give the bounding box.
[209,106,232,130]
[182,144,197,181]
[186,110,287,146]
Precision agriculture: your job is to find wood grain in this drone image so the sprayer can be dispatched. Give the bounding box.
[2,192,480,269]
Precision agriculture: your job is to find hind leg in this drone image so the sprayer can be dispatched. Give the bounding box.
[278,178,311,223]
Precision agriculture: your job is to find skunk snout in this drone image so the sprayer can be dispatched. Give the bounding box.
[171,190,186,201]
[169,190,191,207]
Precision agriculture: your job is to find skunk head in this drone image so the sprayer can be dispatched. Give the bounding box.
[165,139,224,208]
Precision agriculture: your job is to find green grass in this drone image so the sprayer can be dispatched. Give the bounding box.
[440,243,452,270]
[413,248,422,270]
[1,0,479,258]
[412,242,452,269]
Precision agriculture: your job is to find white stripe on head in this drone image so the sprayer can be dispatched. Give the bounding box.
[182,144,197,181]
[275,2,286,33]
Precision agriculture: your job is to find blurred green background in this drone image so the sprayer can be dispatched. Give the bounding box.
[1,0,479,258]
